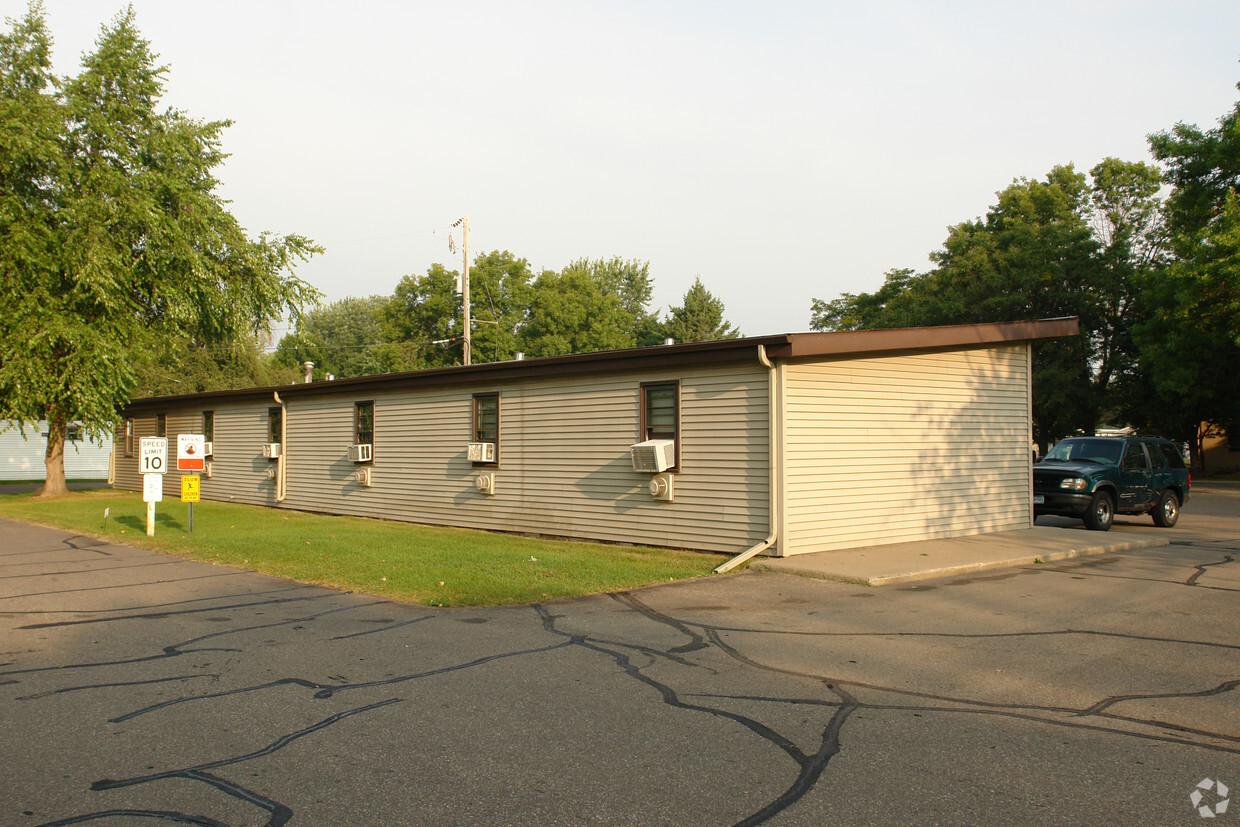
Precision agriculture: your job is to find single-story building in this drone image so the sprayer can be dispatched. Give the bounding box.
[2,421,114,481]
[1200,423,1240,474]
[112,318,1078,559]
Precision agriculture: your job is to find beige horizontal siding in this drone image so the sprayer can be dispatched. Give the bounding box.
[116,363,770,554]
[780,344,1032,554]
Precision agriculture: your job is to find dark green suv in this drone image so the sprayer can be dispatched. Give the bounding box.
[1033,436,1190,531]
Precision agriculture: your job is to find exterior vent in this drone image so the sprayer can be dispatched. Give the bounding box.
[262,442,281,460]
[468,442,496,463]
[204,461,213,479]
[649,472,674,502]
[203,441,214,457]
[348,443,373,463]
[475,471,496,495]
[630,439,674,473]
[355,467,372,487]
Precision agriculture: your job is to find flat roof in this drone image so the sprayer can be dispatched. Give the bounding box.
[121,317,1079,413]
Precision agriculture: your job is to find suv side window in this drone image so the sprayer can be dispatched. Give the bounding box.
[1121,441,1149,470]
[1157,442,1186,469]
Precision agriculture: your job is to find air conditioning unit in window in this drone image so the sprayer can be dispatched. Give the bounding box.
[468,442,496,463]
[630,439,674,473]
[475,471,496,495]
[262,442,281,459]
[348,443,373,463]
[203,441,214,457]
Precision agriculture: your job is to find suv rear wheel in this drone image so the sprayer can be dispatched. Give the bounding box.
[1084,490,1114,531]
[1152,490,1180,527]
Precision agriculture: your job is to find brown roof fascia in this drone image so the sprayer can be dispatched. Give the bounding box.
[767,317,1080,359]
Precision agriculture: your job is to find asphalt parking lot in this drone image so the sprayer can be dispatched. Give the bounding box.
[2,484,1237,825]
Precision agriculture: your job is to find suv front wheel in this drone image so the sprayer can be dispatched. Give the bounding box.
[1152,490,1180,528]
[1084,491,1114,531]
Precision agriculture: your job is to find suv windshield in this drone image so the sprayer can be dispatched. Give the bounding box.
[1044,438,1122,464]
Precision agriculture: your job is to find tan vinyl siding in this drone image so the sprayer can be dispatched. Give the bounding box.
[780,344,1031,554]
[120,363,771,554]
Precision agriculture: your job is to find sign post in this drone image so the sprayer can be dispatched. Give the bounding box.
[139,437,168,536]
[176,435,205,535]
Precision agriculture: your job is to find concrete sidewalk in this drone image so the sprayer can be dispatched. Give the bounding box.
[751,524,1170,586]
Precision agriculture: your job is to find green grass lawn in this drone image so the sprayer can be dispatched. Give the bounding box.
[0,489,726,606]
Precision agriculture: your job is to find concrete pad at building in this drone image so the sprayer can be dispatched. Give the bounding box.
[751,524,1170,585]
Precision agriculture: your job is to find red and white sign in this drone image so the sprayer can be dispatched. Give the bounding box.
[177,434,205,471]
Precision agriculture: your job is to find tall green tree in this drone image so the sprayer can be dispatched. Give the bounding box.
[274,296,393,380]
[465,250,534,363]
[519,269,634,357]
[1141,87,1240,464]
[385,263,464,369]
[663,277,740,343]
[561,256,663,345]
[0,5,319,495]
[132,334,298,397]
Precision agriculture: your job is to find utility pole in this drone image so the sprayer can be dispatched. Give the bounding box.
[452,216,471,365]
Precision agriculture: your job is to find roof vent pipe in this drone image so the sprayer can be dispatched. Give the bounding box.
[516,352,524,361]
[665,338,674,346]
[303,361,314,383]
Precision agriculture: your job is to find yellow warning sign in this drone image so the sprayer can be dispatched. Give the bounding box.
[181,474,200,503]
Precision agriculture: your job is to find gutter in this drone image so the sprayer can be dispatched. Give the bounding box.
[273,391,287,503]
[715,344,778,573]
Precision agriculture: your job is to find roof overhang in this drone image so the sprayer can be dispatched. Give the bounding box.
[769,317,1080,359]
[120,318,1078,413]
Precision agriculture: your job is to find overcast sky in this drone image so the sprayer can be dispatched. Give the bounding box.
[8,0,1240,340]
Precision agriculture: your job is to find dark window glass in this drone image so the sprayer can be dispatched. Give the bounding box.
[156,414,166,438]
[355,401,374,445]
[1122,442,1149,470]
[1157,442,1186,469]
[472,393,499,464]
[642,383,678,442]
[124,419,134,456]
[268,408,282,444]
[202,411,214,442]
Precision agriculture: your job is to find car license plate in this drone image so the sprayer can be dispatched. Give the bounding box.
[1033,495,1044,504]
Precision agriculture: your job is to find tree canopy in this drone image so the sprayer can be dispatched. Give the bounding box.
[0,4,319,494]
[810,161,1165,450]
[289,253,741,378]
[808,77,1240,465]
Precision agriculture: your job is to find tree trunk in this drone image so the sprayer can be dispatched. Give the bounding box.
[36,418,69,497]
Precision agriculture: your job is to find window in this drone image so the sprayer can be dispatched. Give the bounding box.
[66,424,83,442]
[1157,441,1187,469]
[355,401,374,463]
[641,381,679,469]
[472,393,499,464]
[202,411,214,443]
[124,419,134,457]
[268,407,282,444]
[156,414,166,438]
[355,401,374,445]
[1121,441,1149,470]
[641,382,678,441]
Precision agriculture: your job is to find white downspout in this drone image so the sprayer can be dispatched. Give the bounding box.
[273,390,287,503]
[715,344,778,573]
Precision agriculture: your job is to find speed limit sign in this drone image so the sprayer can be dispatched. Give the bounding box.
[139,437,168,475]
